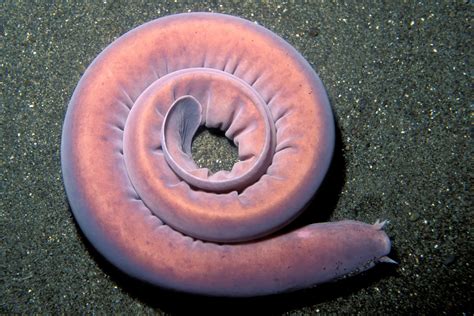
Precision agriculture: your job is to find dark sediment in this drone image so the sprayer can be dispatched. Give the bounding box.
[2,1,471,314]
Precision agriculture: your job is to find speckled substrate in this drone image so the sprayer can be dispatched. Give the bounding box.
[1,1,472,314]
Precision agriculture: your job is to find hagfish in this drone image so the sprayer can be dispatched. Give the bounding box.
[61,12,393,297]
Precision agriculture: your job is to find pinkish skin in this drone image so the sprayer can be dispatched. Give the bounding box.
[61,12,393,297]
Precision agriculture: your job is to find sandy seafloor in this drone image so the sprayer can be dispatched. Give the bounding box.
[1,1,472,314]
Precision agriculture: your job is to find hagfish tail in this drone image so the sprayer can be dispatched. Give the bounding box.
[61,13,393,297]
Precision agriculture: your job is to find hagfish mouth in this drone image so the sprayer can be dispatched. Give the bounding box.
[61,12,393,297]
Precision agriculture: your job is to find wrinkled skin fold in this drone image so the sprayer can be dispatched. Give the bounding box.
[61,12,392,297]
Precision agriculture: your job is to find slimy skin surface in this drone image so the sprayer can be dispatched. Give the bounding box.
[61,13,392,296]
